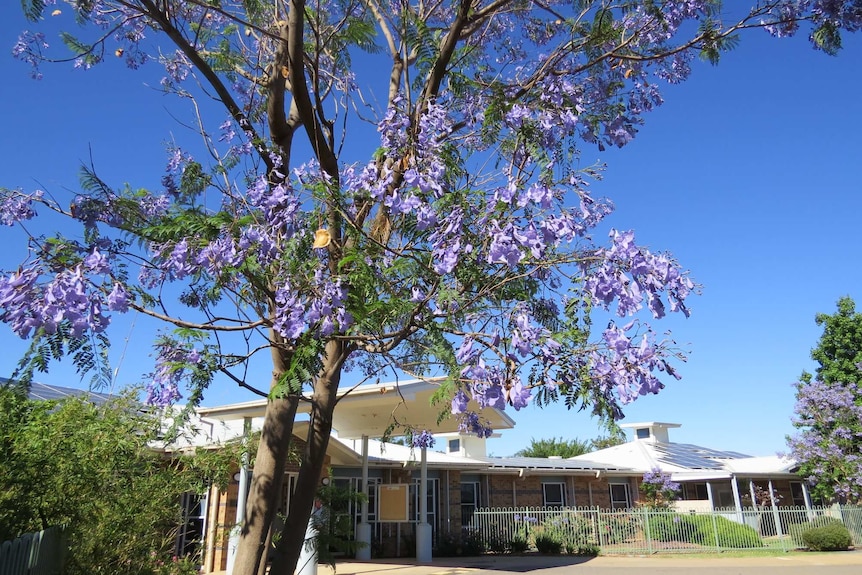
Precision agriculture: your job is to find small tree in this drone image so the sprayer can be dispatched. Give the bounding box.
[515,437,592,458]
[590,432,627,451]
[639,468,680,508]
[788,297,862,503]
[514,431,626,457]
[0,386,240,575]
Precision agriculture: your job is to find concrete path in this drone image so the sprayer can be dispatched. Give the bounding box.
[320,551,862,575]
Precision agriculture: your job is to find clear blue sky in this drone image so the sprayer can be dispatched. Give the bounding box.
[2,9,860,458]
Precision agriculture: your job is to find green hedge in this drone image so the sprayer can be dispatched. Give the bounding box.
[647,513,763,548]
[788,516,844,547]
[803,523,853,551]
[788,516,852,551]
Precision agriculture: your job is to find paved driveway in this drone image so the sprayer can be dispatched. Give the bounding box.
[322,551,862,575]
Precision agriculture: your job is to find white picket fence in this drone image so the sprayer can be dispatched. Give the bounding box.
[467,505,862,554]
[0,527,65,575]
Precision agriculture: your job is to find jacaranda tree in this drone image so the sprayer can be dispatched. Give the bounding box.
[3,2,859,573]
[788,297,862,504]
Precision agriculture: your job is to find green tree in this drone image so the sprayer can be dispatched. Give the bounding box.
[0,386,239,575]
[514,433,624,457]
[4,3,858,575]
[515,436,592,458]
[801,296,862,387]
[589,432,627,451]
[789,296,862,503]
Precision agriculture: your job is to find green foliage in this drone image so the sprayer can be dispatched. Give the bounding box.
[589,432,626,451]
[568,543,600,556]
[801,522,853,551]
[534,532,563,554]
[433,531,484,556]
[513,430,626,458]
[514,436,591,458]
[0,387,242,574]
[803,297,862,386]
[12,325,112,390]
[793,296,862,503]
[599,514,638,544]
[508,534,530,553]
[647,513,763,548]
[312,477,368,566]
[789,516,846,547]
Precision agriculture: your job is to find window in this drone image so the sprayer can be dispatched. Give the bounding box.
[542,483,566,508]
[636,428,650,439]
[460,482,480,528]
[175,491,207,557]
[448,439,461,453]
[682,482,708,500]
[412,478,439,536]
[609,482,631,510]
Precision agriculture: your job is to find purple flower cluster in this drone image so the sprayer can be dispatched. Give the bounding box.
[273,275,353,340]
[640,467,681,507]
[0,262,126,339]
[589,323,681,407]
[145,340,203,407]
[788,380,862,502]
[411,430,435,449]
[585,229,694,320]
[0,189,43,226]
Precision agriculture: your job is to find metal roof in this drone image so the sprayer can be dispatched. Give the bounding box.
[1,378,114,405]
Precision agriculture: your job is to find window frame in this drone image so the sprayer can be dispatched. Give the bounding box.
[609,482,632,510]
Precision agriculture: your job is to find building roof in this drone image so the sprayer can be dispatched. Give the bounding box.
[197,378,516,439]
[1,377,115,405]
[569,424,797,480]
[191,387,795,480]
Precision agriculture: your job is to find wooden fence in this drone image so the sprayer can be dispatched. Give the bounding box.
[0,527,65,575]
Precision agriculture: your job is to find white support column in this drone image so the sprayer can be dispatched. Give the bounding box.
[415,446,432,563]
[355,435,372,560]
[730,476,744,524]
[749,480,757,510]
[801,482,814,519]
[297,506,320,575]
[227,416,252,573]
[705,481,715,511]
[768,479,783,538]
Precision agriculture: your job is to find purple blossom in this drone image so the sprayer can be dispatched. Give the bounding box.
[451,390,468,414]
[107,283,129,312]
[1,190,43,226]
[412,430,435,449]
[84,247,111,274]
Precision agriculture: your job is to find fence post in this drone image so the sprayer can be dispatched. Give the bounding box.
[710,509,720,552]
[643,508,652,555]
[596,507,605,549]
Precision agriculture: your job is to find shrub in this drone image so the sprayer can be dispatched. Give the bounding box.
[573,543,600,556]
[541,514,597,548]
[485,534,509,554]
[433,532,461,557]
[789,516,845,547]
[534,533,563,554]
[599,514,638,544]
[508,534,530,553]
[461,532,485,556]
[647,513,762,548]
[801,523,852,551]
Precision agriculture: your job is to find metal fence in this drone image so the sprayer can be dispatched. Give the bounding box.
[467,505,862,554]
[0,527,65,575]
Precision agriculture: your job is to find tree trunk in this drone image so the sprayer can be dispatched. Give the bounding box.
[232,394,299,575]
[269,340,347,575]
